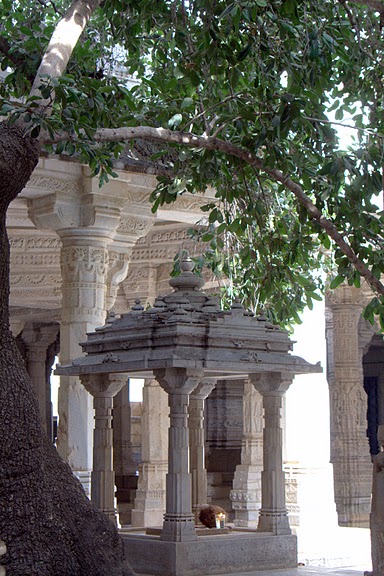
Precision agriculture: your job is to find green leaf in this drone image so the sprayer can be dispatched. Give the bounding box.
[168,113,183,129]
[181,97,194,110]
[329,275,345,290]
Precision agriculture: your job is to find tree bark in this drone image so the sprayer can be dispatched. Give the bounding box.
[0,122,133,575]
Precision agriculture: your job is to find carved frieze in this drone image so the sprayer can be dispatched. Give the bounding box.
[11,254,60,267]
[61,246,109,281]
[10,287,61,299]
[158,196,208,214]
[27,175,81,195]
[10,274,61,287]
[130,247,179,263]
[117,216,153,235]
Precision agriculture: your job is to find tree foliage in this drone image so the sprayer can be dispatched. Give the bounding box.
[1,0,384,327]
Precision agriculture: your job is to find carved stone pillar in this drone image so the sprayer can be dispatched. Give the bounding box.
[132,378,169,527]
[58,233,114,496]
[81,373,127,524]
[230,379,263,528]
[113,381,137,525]
[154,367,203,542]
[22,323,59,435]
[28,192,154,496]
[205,379,243,515]
[28,195,122,495]
[189,378,216,520]
[251,372,292,535]
[326,285,372,527]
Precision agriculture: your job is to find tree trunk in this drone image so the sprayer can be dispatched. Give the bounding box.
[0,122,133,575]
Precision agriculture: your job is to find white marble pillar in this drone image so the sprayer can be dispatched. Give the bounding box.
[132,378,169,527]
[58,233,113,496]
[22,323,59,435]
[81,373,127,524]
[155,367,203,542]
[326,285,372,526]
[251,372,292,535]
[189,378,216,520]
[27,188,155,497]
[230,379,263,528]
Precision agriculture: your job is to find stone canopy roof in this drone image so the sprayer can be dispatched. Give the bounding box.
[56,255,322,379]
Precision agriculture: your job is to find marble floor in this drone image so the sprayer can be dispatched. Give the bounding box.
[217,566,367,576]
[135,567,367,576]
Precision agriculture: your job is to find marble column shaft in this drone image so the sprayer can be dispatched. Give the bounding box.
[326,286,372,526]
[81,373,127,524]
[189,378,216,519]
[231,379,263,528]
[58,232,114,496]
[251,372,292,535]
[132,378,169,527]
[155,368,203,542]
[22,324,59,435]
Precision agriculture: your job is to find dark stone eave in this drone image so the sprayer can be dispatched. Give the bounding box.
[56,254,323,381]
[56,349,321,378]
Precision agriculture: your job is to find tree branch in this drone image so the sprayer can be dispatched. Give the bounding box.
[45,125,384,295]
[345,0,384,13]
[35,0,64,16]
[30,0,101,98]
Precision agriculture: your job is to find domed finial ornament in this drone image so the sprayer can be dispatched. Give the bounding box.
[106,310,117,325]
[131,298,144,313]
[180,255,194,273]
[169,251,205,291]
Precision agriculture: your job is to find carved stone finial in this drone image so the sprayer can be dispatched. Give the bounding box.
[229,299,246,316]
[257,309,267,322]
[131,298,144,312]
[153,297,167,310]
[106,311,117,325]
[168,253,204,292]
[180,254,194,273]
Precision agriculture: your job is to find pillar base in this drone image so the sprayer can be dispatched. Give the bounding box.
[257,509,291,535]
[160,514,197,542]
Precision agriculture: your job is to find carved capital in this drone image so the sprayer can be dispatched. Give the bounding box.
[326,284,367,309]
[154,367,204,396]
[28,192,122,235]
[190,377,216,400]
[80,373,127,397]
[250,372,292,396]
[22,323,59,349]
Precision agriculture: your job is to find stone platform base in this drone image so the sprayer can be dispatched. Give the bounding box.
[121,530,297,576]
